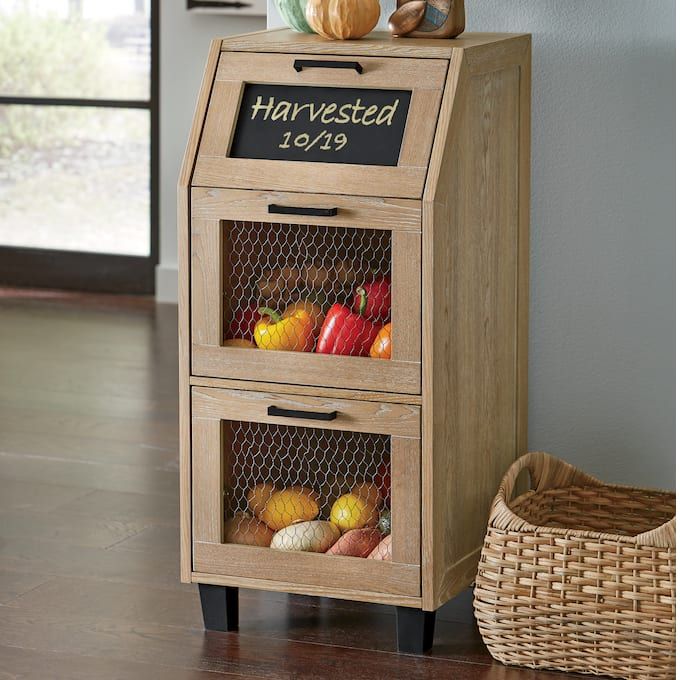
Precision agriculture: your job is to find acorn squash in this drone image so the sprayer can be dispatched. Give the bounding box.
[275,0,315,33]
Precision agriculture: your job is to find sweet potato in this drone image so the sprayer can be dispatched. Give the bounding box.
[367,534,392,561]
[326,527,382,558]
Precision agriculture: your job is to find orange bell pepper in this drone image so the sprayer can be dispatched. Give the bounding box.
[369,323,392,359]
[283,299,325,335]
[254,306,315,352]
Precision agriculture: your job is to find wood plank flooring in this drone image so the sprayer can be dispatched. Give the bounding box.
[0,293,576,679]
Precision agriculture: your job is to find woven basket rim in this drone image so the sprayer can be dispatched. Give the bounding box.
[489,452,676,548]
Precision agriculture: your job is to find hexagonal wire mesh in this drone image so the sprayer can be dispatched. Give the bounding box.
[224,420,392,560]
[223,221,392,356]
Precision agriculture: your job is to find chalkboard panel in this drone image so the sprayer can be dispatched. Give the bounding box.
[229,84,412,166]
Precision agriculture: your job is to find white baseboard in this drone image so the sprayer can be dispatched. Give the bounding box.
[155,264,178,303]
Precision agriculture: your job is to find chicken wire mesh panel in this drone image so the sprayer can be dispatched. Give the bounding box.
[223,221,392,358]
[223,420,393,560]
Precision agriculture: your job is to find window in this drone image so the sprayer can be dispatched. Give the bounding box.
[0,0,158,293]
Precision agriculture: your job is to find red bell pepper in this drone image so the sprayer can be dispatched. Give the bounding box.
[353,277,391,322]
[316,288,381,356]
[227,303,262,340]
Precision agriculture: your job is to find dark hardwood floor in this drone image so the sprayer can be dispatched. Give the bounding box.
[0,293,576,679]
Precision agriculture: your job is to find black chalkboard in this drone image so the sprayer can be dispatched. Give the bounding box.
[229,84,412,166]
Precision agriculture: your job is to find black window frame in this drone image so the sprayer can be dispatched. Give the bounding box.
[0,0,160,295]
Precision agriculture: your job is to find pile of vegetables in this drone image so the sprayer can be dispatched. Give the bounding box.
[225,478,392,560]
[225,271,393,360]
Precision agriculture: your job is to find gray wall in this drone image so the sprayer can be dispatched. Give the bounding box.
[157,4,265,300]
[165,2,674,488]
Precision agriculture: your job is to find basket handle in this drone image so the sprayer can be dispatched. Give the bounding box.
[489,452,601,532]
[635,516,676,548]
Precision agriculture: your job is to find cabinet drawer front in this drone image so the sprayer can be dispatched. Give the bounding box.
[192,386,420,437]
[192,52,448,198]
[190,188,421,394]
[191,386,421,597]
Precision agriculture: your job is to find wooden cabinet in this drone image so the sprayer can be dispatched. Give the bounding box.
[179,29,530,653]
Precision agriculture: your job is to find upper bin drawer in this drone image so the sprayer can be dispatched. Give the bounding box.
[192,52,449,199]
[190,188,421,395]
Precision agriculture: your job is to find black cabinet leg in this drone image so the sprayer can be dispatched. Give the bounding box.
[199,584,239,632]
[395,606,436,654]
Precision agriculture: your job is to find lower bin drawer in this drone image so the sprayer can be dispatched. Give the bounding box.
[191,386,421,597]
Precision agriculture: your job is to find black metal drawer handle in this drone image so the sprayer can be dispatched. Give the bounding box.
[293,59,363,74]
[267,405,338,421]
[268,204,338,217]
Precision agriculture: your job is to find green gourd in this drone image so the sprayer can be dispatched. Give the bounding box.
[275,0,315,33]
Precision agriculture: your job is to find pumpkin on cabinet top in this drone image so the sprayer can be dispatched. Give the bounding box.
[306,0,381,40]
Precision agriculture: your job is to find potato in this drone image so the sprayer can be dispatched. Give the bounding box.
[367,534,392,561]
[326,527,382,558]
[247,482,277,517]
[260,488,320,531]
[270,520,340,552]
[225,513,274,547]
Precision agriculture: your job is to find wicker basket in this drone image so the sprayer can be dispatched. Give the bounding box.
[474,452,676,680]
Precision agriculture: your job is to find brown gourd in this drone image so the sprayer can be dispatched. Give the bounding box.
[306,0,380,40]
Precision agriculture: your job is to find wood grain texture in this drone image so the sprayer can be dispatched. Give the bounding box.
[191,417,223,545]
[191,187,422,232]
[221,28,528,59]
[421,37,530,610]
[191,572,421,608]
[390,437,421,565]
[191,343,421,395]
[178,39,223,583]
[192,158,429,199]
[189,376,422,405]
[190,219,222,349]
[420,50,465,612]
[193,542,420,597]
[391,230,422,363]
[192,386,421,438]
[215,51,448,89]
[193,52,447,198]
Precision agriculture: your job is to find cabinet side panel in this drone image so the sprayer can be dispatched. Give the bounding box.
[427,52,525,609]
[179,39,222,583]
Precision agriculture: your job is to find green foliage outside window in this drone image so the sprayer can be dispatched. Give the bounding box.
[0,9,146,153]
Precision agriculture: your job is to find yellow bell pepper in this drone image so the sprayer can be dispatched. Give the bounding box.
[254,307,315,352]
